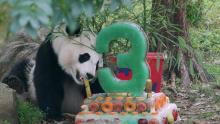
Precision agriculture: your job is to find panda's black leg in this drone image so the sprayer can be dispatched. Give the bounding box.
[39,96,63,120]
[36,83,64,121]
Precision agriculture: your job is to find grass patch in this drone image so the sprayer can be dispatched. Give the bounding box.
[197,112,215,119]
[214,95,220,103]
[2,120,10,124]
[183,119,194,124]
[204,63,220,84]
[191,83,214,97]
[188,92,197,102]
[17,99,44,124]
[199,86,214,96]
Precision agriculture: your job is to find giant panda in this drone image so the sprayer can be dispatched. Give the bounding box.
[2,24,104,120]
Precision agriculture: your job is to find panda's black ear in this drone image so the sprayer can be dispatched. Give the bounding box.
[65,25,81,36]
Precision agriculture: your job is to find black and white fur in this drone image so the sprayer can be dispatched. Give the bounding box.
[2,25,104,120]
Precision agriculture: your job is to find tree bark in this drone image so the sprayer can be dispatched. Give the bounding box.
[174,0,191,86]
[179,51,191,86]
[150,0,168,52]
[150,0,209,87]
[191,56,208,83]
[174,0,208,85]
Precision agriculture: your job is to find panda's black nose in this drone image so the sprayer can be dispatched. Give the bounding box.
[86,73,95,80]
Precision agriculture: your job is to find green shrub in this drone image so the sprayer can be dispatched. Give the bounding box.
[190,0,220,61]
[204,64,220,84]
[2,120,11,124]
[17,99,44,124]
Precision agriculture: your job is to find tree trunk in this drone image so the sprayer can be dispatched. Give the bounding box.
[179,51,191,86]
[150,0,209,87]
[174,0,191,86]
[174,0,208,85]
[150,0,168,52]
[191,56,208,83]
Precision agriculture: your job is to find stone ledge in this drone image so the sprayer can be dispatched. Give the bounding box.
[0,83,18,124]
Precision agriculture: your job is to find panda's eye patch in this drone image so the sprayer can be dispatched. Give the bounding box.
[79,53,90,63]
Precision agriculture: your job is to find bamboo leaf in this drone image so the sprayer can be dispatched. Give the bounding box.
[36,1,53,16]
[10,21,21,33]
[178,36,187,50]
[19,16,30,26]
[82,1,95,17]
[151,36,157,48]
[121,0,132,8]
[176,51,182,70]
[189,59,195,77]
[38,15,49,25]
[110,0,120,11]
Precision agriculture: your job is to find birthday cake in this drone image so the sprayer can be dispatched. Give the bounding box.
[75,83,179,124]
[75,22,179,124]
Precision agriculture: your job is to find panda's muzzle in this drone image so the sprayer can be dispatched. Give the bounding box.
[76,70,96,84]
[86,73,96,83]
[76,70,81,82]
[86,73,94,80]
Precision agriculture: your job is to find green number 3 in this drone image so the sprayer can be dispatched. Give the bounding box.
[96,22,149,96]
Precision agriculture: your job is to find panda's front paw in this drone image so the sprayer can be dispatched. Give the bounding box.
[2,76,24,94]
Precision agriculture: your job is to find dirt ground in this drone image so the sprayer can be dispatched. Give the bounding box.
[43,83,220,124]
[163,83,220,124]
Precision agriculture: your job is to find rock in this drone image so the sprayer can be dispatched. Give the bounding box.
[215,91,220,96]
[0,83,18,124]
[200,94,205,97]
[213,59,220,65]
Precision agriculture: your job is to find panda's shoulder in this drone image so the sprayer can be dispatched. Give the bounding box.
[34,33,66,78]
[38,34,53,49]
[36,34,55,58]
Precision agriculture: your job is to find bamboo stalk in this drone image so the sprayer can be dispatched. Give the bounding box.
[81,78,92,98]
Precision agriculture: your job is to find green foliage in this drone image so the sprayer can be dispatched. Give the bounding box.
[191,83,215,97]
[109,38,131,55]
[190,28,220,61]
[186,0,204,26]
[0,0,218,83]
[0,0,132,39]
[190,0,220,61]
[83,0,180,55]
[80,1,144,54]
[0,3,10,41]
[2,120,11,124]
[9,0,52,38]
[198,112,215,119]
[204,64,220,84]
[215,95,220,103]
[0,4,8,24]
[199,86,214,96]
[17,99,44,124]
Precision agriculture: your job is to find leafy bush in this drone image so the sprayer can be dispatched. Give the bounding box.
[0,0,133,39]
[186,0,204,26]
[190,0,220,61]
[2,120,10,124]
[0,3,10,42]
[204,64,220,84]
[17,99,44,124]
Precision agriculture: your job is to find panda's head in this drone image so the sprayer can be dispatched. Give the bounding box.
[52,25,102,85]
